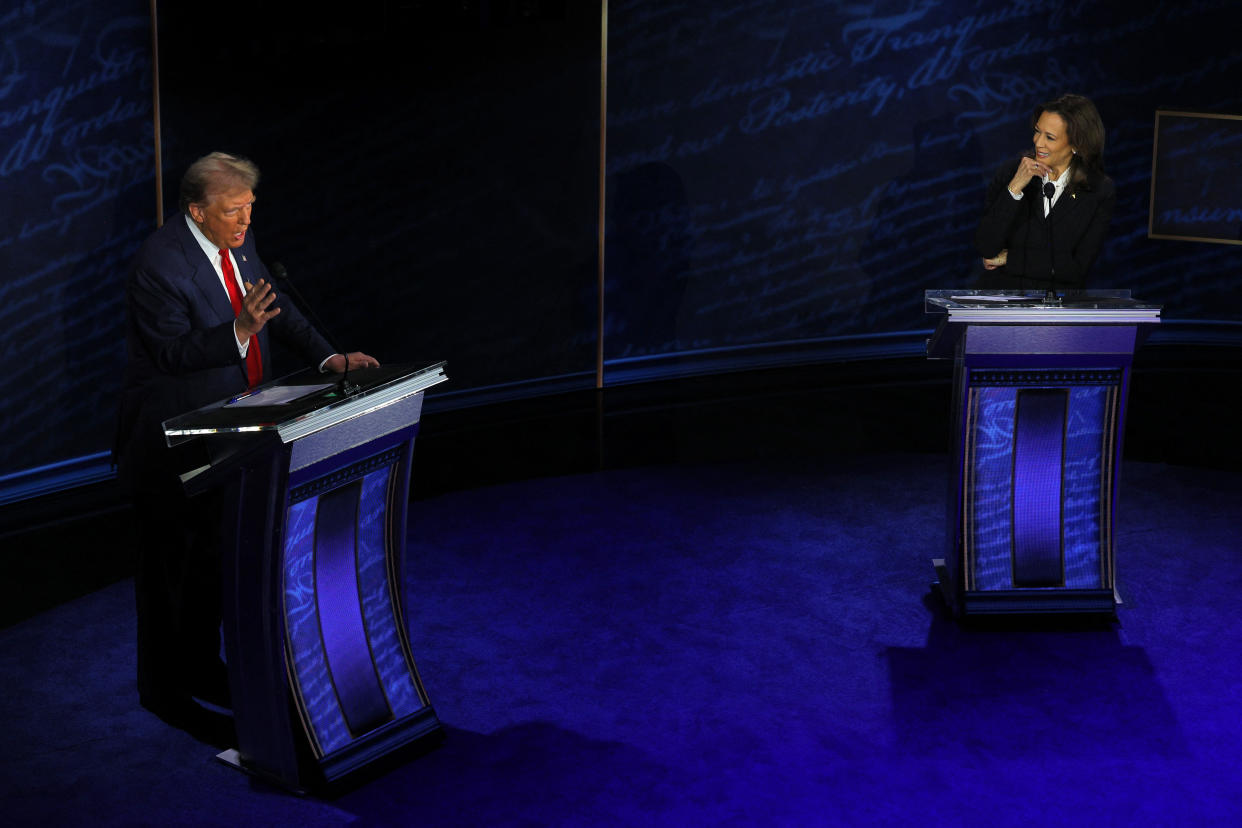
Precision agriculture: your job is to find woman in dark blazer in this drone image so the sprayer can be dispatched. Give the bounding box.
[976,93,1114,290]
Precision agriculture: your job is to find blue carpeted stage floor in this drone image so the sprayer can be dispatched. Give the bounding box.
[3,452,1240,826]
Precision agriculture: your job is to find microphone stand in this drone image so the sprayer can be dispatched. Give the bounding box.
[268,261,362,397]
[1042,179,1060,303]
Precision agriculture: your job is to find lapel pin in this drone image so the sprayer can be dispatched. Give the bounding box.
[242,255,248,262]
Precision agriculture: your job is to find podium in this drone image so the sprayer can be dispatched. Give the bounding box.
[925,291,1160,616]
[163,362,448,790]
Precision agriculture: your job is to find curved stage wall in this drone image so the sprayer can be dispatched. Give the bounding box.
[3,0,1241,500]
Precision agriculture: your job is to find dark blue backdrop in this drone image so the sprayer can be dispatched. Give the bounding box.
[3,0,1241,494]
[0,0,152,488]
[603,0,1242,367]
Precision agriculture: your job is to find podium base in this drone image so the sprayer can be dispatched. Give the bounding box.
[932,558,1118,617]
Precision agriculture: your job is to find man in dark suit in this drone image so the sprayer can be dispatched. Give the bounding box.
[116,152,377,740]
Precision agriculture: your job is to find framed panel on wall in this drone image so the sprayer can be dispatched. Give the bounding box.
[1149,110,1242,246]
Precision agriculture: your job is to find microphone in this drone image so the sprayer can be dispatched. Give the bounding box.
[268,261,362,397]
[1042,179,1059,302]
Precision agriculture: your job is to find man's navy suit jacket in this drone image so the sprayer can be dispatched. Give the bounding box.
[116,214,333,486]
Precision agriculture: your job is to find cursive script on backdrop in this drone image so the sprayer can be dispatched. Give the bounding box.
[604,0,1242,362]
[0,2,154,477]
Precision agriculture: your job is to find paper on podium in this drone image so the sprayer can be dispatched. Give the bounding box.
[226,382,335,407]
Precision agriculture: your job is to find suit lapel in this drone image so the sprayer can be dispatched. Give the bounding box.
[172,216,236,326]
[233,246,257,286]
[171,216,250,383]
[1024,175,1089,229]
[1048,186,1090,228]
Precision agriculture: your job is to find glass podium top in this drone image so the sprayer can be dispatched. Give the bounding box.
[162,361,447,446]
[925,290,1162,323]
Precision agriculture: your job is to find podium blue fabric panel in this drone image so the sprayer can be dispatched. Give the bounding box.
[969,389,1015,591]
[967,383,1113,592]
[1063,386,1112,589]
[285,498,352,755]
[357,469,423,717]
[283,460,426,757]
[1012,390,1067,587]
[315,481,392,737]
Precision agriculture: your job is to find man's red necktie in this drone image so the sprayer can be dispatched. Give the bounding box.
[219,248,263,388]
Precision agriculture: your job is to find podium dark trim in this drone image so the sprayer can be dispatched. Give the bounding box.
[925,292,1161,617]
[164,363,448,790]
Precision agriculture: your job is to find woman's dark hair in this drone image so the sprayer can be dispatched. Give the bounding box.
[1032,93,1105,187]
